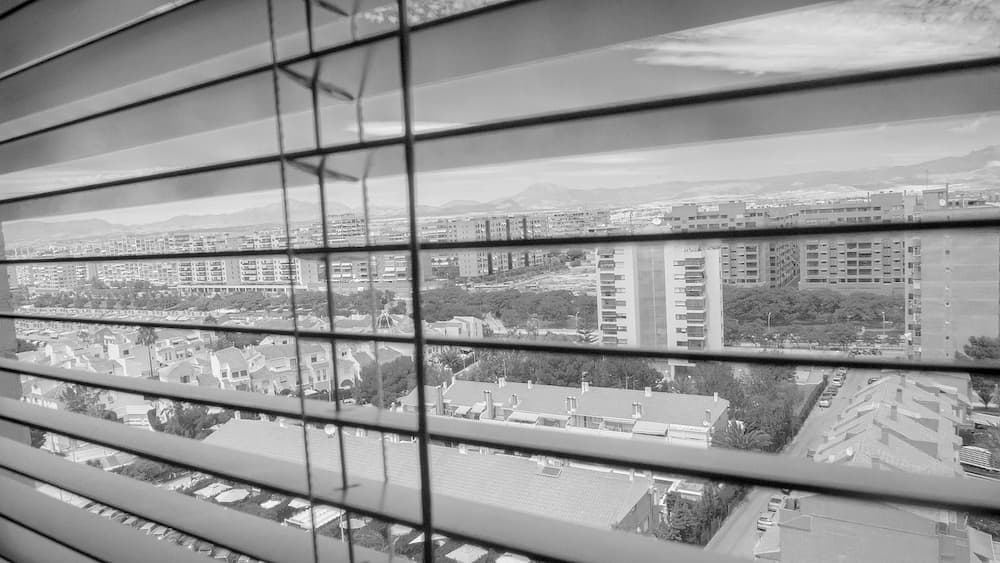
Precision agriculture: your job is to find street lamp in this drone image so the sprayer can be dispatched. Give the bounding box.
[766,312,772,331]
[881,311,887,336]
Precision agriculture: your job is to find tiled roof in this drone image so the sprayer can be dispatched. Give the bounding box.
[160,360,197,383]
[815,375,963,477]
[401,380,728,428]
[213,346,248,372]
[770,495,962,563]
[205,420,650,530]
[255,342,327,361]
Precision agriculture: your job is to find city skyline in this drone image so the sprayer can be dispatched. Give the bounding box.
[6,114,1000,229]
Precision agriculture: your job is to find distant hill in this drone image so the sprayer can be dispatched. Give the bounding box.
[7,145,999,242]
[414,145,1000,214]
[4,200,348,244]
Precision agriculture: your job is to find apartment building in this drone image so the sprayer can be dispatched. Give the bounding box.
[546,208,612,237]
[400,378,730,448]
[798,237,906,295]
[905,215,1000,362]
[14,263,91,292]
[901,187,1000,360]
[658,202,800,288]
[597,243,723,375]
[795,192,916,294]
[449,215,548,278]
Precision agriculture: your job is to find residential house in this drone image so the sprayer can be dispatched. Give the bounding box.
[210,346,251,391]
[205,419,659,534]
[399,378,730,448]
[755,495,972,563]
[756,373,973,562]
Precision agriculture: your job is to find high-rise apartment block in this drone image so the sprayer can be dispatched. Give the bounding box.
[796,193,915,295]
[656,202,799,288]
[419,215,548,279]
[904,192,1000,360]
[598,244,723,374]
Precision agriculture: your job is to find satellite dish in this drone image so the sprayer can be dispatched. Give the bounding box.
[324,424,337,437]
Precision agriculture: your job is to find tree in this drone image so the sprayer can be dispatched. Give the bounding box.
[658,492,703,544]
[118,459,181,483]
[159,402,232,440]
[669,374,699,395]
[60,385,120,421]
[961,337,1000,409]
[354,356,450,408]
[964,336,1000,360]
[202,315,219,349]
[30,427,47,449]
[16,338,36,353]
[136,326,158,379]
[717,421,773,452]
[686,362,746,412]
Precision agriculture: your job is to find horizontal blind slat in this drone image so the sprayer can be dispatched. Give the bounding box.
[0,400,744,563]
[0,475,210,563]
[2,389,999,518]
[0,514,98,563]
[2,55,998,220]
[0,436,388,563]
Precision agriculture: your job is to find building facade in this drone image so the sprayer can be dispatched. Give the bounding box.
[598,244,724,358]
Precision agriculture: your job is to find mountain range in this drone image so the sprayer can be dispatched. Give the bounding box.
[6,145,1000,244]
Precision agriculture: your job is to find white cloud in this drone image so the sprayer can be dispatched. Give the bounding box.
[619,0,1000,75]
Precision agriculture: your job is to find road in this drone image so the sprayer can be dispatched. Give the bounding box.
[705,367,878,559]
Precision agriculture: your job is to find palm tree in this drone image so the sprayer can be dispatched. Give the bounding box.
[136,327,158,380]
[203,315,218,349]
[669,374,699,395]
[717,421,773,452]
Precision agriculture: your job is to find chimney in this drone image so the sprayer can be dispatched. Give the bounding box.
[895,387,903,403]
[890,405,898,421]
[511,393,519,408]
[483,390,493,419]
[498,376,506,388]
[458,444,468,455]
[644,386,652,398]
[713,392,719,404]
[581,380,590,394]
[632,402,643,418]
[527,380,533,390]
[703,409,712,426]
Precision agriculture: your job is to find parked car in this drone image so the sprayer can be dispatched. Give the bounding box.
[867,377,880,384]
[831,378,844,388]
[768,495,786,512]
[818,397,832,408]
[195,541,214,555]
[212,547,233,560]
[162,531,182,543]
[138,522,155,534]
[757,512,775,531]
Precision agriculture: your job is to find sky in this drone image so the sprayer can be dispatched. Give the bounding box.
[1,0,999,224]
